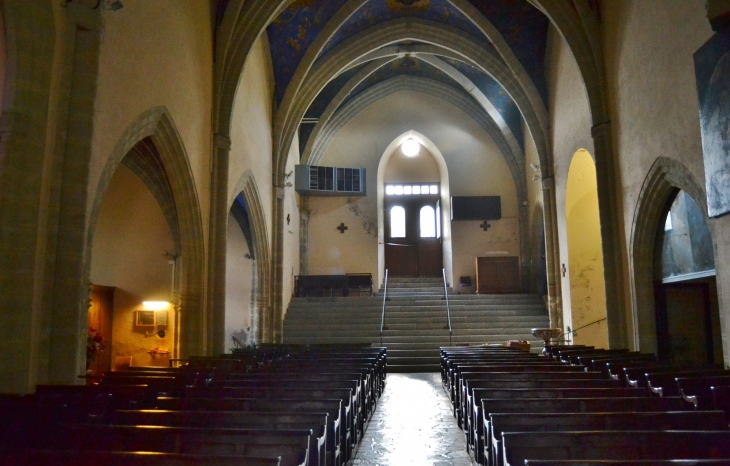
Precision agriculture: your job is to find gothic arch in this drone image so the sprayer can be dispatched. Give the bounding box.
[88,106,206,358]
[274,18,550,178]
[630,157,715,352]
[229,171,273,345]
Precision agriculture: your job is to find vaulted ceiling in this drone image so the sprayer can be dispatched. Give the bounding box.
[264,0,549,160]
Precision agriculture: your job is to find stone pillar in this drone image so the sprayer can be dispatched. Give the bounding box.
[206,133,231,356]
[45,3,106,385]
[541,176,563,331]
[270,175,286,343]
[299,197,310,276]
[592,120,630,349]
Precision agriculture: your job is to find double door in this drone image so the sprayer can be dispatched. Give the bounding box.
[384,194,442,277]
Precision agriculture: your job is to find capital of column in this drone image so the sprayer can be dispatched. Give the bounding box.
[541,176,555,191]
[213,133,232,151]
[591,120,612,139]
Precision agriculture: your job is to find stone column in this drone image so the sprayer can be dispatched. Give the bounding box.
[270,175,286,343]
[541,176,563,331]
[206,133,231,356]
[592,120,630,349]
[299,197,310,276]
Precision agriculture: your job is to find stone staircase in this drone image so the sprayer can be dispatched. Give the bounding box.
[283,277,550,372]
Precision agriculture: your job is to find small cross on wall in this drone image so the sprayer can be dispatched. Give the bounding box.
[561,263,567,277]
[480,221,491,232]
[337,222,348,234]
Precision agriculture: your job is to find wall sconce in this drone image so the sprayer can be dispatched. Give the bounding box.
[142,301,170,311]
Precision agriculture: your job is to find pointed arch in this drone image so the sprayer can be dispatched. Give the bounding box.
[88,106,205,358]
[630,157,715,353]
[377,130,454,285]
[229,170,273,344]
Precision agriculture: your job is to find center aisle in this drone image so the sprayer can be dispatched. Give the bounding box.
[351,373,477,465]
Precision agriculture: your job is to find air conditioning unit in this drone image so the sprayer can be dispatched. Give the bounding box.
[295,165,366,196]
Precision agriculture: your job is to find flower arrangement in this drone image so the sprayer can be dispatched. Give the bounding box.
[86,327,106,363]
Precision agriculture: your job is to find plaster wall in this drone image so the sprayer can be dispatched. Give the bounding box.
[307,90,519,286]
[229,35,274,243]
[90,0,212,235]
[566,151,608,347]
[90,165,176,367]
[225,213,254,348]
[546,24,595,335]
[282,134,301,310]
[600,0,730,360]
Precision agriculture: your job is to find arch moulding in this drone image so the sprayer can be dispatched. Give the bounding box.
[87,106,206,358]
[629,156,718,354]
[229,171,273,345]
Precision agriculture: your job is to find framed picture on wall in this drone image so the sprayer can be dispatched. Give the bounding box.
[136,310,155,327]
[695,29,730,218]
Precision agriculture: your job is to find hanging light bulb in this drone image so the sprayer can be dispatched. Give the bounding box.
[402,138,420,157]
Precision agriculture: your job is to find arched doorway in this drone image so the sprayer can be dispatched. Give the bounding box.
[565,149,608,347]
[226,195,256,350]
[653,190,722,365]
[90,157,178,372]
[377,132,452,284]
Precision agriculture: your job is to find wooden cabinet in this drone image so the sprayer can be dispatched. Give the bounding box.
[475,256,521,294]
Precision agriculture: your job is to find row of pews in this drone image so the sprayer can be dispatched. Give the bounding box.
[441,344,730,466]
[0,345,386,466]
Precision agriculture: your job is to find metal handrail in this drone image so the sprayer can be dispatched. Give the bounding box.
[558,317,607,344]
[380,269,389,347]
[442,268,452,346]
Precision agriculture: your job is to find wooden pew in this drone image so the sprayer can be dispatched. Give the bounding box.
[112,410,328,466]
[712,385,730,423]
[644,369,730,397]
[623,366,724,389]
[2,450,282,466]
[453,371,605,423]
[212,380,362,437]
[489,411,727,466]
[524,460,730,465]
[468,388,647,464]
[479,396,693,465]
[676,375,730,409]
[501,431,730,466]
[38,424,312,466]
[185,387,357,458]
[157,397,344,466]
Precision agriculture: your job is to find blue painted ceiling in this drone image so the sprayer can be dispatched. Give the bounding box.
[266,0,549,154]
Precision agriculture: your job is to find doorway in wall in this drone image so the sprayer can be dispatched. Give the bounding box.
[653,190,722,366]
[384,183,442,277]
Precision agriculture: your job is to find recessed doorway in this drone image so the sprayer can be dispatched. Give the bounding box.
[384,183,443,277]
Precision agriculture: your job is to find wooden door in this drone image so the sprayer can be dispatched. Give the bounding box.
[384,186,442,277]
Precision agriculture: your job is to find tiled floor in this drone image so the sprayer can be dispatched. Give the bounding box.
[351,373,477,466]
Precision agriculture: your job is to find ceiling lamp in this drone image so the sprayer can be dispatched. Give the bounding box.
[402,138,420,157]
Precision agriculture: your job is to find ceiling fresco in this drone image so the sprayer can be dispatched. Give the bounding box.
[267,0,351,104]
[465,0,549,103]
[441,57,524,149]
[319,0,490,57]
[266,0,549,159]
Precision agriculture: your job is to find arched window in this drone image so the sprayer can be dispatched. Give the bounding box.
[420,206,436,238]
[390,206,406,238]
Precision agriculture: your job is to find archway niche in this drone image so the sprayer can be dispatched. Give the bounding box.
[377,131,453,286]
[565,149,608,347]
[90,154,178,370]
[225,195,256,350]
[653,190,722,365]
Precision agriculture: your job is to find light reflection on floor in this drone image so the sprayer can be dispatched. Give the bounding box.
[351,373,476,466]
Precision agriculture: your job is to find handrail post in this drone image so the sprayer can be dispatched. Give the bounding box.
[380,269,388,347]
[442,268,452,346]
